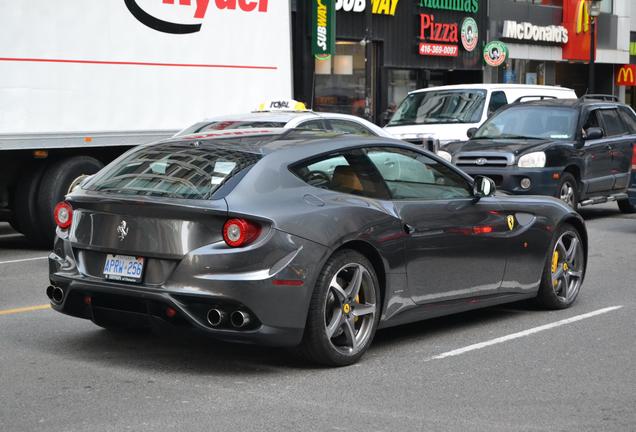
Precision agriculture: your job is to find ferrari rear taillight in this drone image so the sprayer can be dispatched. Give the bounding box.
[223,218,261,248]
[53,202,73,229]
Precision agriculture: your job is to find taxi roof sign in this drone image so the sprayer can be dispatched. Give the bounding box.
[256,100,308,112]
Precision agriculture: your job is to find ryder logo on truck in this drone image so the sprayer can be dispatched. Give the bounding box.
[124,0,269,34]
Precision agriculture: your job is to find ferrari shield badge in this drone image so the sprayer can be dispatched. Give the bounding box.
[507,215,515,231]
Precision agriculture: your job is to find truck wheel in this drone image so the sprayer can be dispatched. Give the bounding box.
[37,156,103,243]
[13,163,48,244]
[617,199,636,214]
[557,173,579,209]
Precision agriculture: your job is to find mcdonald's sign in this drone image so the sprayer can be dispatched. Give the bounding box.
[617,65,636,86]
[562,0,596,61]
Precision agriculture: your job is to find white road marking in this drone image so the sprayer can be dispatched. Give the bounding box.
[0,256,48,265]
[429,305,624,360]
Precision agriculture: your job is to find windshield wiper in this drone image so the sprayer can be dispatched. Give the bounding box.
[475,134,543,140]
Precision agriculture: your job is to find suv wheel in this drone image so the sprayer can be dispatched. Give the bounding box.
[617,198,636,214]
[557,173,579,209]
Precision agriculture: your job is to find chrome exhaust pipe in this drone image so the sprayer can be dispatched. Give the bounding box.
[206,308,226,327]
[230,310,251,328]
[51,286,64,304]
[46,285,54,300]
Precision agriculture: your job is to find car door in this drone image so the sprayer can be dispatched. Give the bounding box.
[364,146,508,304]
[597,108,633,191]
[581,109,614,193]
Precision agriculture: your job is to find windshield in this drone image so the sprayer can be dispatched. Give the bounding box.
[86,142,260,200]
[387,90,486,126]
[474,106,578,140]
[177,121,287,136]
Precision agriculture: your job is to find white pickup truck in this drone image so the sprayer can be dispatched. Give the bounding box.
[0,0,292,244]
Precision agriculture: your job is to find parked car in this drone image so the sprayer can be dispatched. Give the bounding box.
[440,96,636,211]
[384,84,577,149]
[175,100,392,138]
[48,129,587,366]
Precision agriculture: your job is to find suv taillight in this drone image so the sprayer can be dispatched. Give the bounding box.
[54,202,73,229]
[632,144,636,170]
[223,218,261,248]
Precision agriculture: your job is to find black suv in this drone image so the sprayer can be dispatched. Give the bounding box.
[441,96,636,211]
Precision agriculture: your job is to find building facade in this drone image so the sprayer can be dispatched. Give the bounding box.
[293,0,488,124]
[484,0,630,97]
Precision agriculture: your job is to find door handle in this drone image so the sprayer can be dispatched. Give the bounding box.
[403,223,415,234]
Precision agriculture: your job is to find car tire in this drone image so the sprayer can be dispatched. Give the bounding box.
[299,249,381,366]
[617,198,636,214]
[557,173,579,210]
[13,162,48,245]
[535,223,585,310]
[37,156,103,244]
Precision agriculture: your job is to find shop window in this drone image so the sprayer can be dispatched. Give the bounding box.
[314,41,374,119]
[487,91,508,116]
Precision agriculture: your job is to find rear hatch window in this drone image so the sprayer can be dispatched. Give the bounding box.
[85,142,260,200]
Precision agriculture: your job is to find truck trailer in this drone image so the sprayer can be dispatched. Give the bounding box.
[0,0,292,244]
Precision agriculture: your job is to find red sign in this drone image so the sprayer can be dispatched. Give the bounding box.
[617,65,636,86]
[419,13,459,57]
[419,42,458,57]
[562,0,596,61]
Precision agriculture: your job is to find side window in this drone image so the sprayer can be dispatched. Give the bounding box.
[583,110,603,136]
[296,119,327,131]
[599,109,627,136]
[328,119,374,136]
[290,150,390,199]
[487,91,508,116]
[618,106,636,133]
[365,147,472,200]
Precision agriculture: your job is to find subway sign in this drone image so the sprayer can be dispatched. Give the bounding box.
[312,0,336,59]
[617,65,636,86]
[336,0,400,15]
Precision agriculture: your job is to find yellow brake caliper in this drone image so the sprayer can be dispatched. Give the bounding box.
[354,295,360,323]
[551,250,559,286]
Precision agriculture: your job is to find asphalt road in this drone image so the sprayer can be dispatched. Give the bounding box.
[1,203,635,432]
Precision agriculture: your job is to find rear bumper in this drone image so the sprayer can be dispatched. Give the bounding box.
[48,229,330,347]
[48,275,305,346]
[628,174,636,205]
[459,166,562,196]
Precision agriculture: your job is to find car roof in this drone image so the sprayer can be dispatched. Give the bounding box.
[409,83,575,94]
[196,111,319,123]
[165,128,406,157]
[506,98,625,109]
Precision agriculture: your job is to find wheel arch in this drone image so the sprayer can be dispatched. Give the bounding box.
[334,240,387,312]
[563,164,581,182]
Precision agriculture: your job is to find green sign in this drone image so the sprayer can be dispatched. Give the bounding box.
[418,0,479,14]
[483,41,508,67]
[312,0,336,59]
[630,41,636,57]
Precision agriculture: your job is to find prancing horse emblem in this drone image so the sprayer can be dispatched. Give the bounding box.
[507,215,515,231]
[117,221,129,241]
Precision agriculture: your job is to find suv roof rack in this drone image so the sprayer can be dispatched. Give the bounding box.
[581,94,619,102]
[513,95,558,103]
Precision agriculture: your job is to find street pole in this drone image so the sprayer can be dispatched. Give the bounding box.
[588,16,596,94]
[364,2,373,122]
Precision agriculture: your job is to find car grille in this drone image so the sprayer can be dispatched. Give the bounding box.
[455,154,511,167]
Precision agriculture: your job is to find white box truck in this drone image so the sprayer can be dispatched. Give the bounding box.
[0,0,292,243]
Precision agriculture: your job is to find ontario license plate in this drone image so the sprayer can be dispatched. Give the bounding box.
[103,254,145,283]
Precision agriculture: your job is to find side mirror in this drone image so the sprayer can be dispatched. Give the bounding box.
[472,175,496,200]
[467,127,478,139]
[584,127,603,140]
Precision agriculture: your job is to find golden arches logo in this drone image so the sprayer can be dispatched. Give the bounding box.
[576,0,589,34]
[617,66,634,85]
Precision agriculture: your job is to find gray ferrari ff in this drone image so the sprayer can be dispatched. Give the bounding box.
[48,129,587,366]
